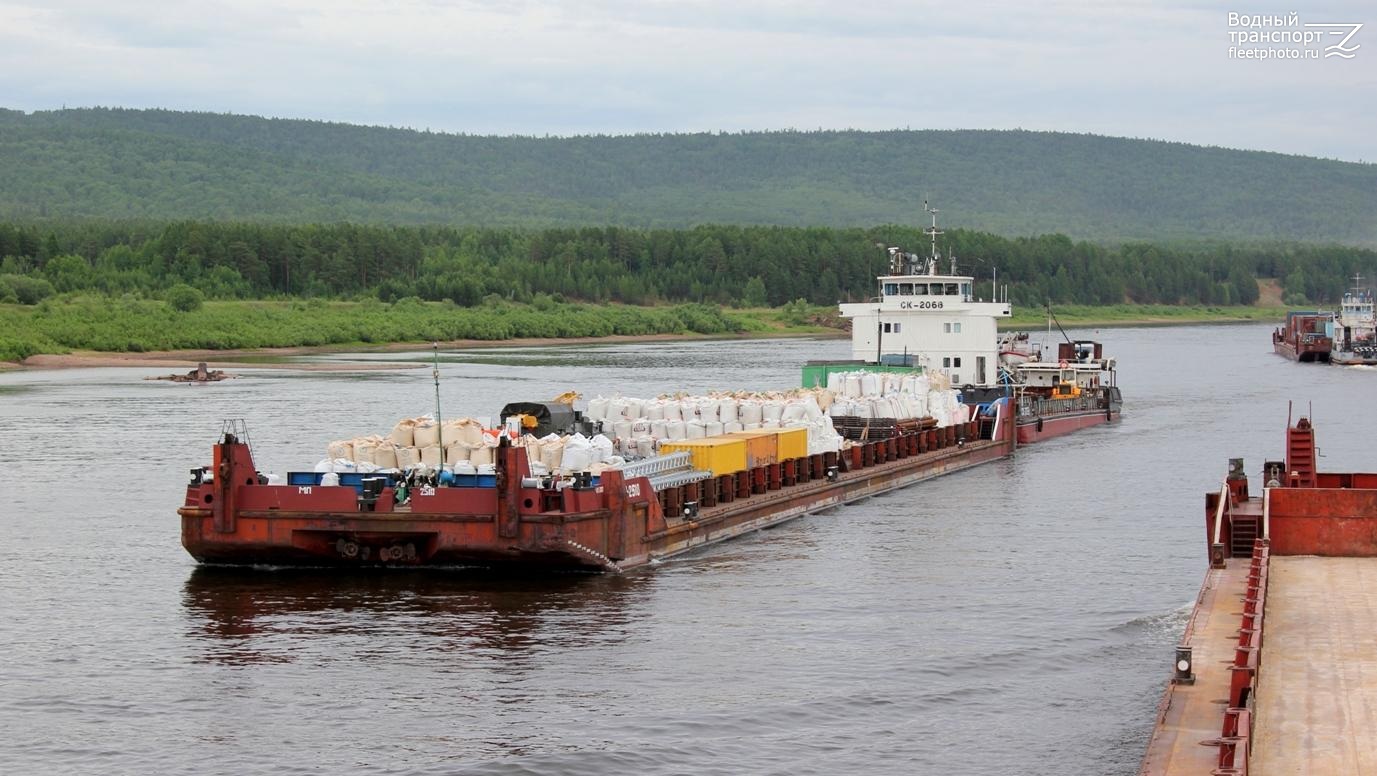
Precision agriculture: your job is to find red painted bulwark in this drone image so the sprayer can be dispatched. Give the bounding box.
[1268,488,1377,556]
[1016,410,1117,444]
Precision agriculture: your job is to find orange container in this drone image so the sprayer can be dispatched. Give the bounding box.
[724,430,778,467]
[660,437,749,477]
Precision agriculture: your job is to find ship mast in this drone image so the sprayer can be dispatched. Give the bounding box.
[923,200,942,276]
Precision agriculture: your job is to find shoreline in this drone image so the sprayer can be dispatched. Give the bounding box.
[4,331,843,373]
[0,313,1279,374]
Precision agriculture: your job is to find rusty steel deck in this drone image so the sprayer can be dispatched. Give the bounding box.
[1251,556,1377,774]
[1142,418,1377,775]
[1138,560,1251,775]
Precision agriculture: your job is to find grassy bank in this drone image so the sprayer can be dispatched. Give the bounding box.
[0,297,1287,364]
[0,296,838,363]
[1005,303,1286,328]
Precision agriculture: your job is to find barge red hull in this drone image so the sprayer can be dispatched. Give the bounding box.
[1272,312,1333,362]
[1015,408,1119,444]
[181,416,1013,571]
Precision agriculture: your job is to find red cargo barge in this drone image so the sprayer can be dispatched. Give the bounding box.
[1140,414,1377,775]
[180,406,1013,571]
[1272,310,1333,362]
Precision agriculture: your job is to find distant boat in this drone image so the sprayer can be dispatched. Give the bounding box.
[1272,311,1333,363]
[1331,275,1377,366]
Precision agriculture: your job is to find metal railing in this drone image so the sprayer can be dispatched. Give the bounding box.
[1218,539,1270,775]
[619,452,692,479]
[647,469,714,491]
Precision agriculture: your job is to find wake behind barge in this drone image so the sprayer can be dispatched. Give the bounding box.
[180,407,1012,571]
[1140,415,1377,774]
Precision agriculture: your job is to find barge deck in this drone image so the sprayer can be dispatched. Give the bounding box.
[1140,416,1377,775]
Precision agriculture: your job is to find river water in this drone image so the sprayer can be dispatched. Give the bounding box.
[2,323,1373,775]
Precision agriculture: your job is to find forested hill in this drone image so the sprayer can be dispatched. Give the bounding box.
[1,107,1373,245]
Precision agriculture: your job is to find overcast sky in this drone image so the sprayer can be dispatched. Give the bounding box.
[1,0,1372,161]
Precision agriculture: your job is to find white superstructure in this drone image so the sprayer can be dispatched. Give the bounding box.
[838,205,1011,388]
[1336,276,1376,344]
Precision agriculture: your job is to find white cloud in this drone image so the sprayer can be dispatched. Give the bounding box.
[0,0,1371,160]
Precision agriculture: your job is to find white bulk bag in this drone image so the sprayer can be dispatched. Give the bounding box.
[413,422,440,448]
[686,420,707,439]
[396,446,420,469]
[860,373,881,396]
[738,400,763,425]
[373,442,399,470]
[586,397,609,422]
[633,435,657,458]
[590,434,615,462]
[718,398,739,423]
[390,419,416,447]
[539,438,564,471]
[352,438,378,465]
[665,420,687,441]
[561,433,593,472]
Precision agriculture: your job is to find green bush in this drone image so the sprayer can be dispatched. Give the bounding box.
[0,274,56,305]
[165,283,205,312]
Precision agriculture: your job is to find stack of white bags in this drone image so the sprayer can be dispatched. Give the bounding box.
[584,390,845,459]
[823,370,970,429]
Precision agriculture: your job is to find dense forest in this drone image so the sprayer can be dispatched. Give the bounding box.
[2,221,1374,311]
[1,108,1374,245]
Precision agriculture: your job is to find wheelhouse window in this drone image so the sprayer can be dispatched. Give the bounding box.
[899,283,914,295]
[914,283,929,294]
[961,283,972,298]
[944,283,959,295]
[883,283,899,295]
[929,285,944,296]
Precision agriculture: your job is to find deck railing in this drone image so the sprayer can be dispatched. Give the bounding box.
[1217,539,1270,775]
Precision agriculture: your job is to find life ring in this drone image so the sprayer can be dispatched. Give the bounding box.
[1058,360,1068,368]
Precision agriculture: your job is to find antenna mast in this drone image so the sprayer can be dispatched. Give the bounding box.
[923,200,943,275]
[432,342,445,466]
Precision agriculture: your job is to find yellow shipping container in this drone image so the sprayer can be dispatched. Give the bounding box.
[660,437,749,477]
[773,427,809,460]
[727,427,810,462]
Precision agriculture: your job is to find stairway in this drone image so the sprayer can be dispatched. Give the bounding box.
[1230,515,1260,557]
[1286,421,1317,488]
